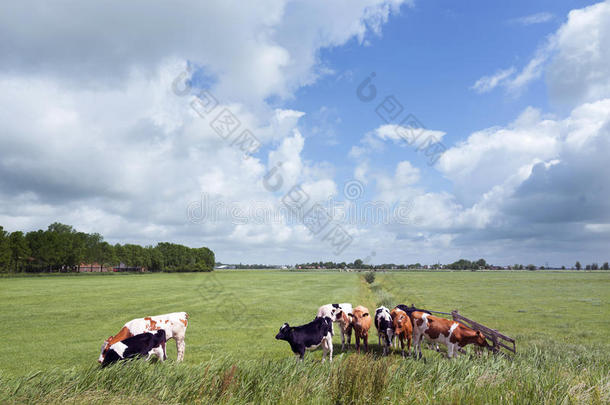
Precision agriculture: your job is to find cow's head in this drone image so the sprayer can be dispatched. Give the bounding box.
[349,309,369,330]
[275,323,292,341]
[98,337,113,363]
[474,331,490,348]
[335,310,350,325]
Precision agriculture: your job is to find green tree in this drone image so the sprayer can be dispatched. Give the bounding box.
[353,259,364,268]
[8,231,30,272]
[575,261,581,270]
[602,262,609,270]
[0,226,10,272]
[476,258,487,269]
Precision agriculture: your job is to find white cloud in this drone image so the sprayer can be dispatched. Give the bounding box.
[0,1,411,263]
[437,106,561,203]
[474,1,610,100]
[349,124,446,159]
[375,161,420,203]
[547,0,610,106]
[510,12,554,26]
[471,67,515,93]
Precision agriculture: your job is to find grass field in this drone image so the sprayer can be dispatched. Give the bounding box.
[0,270,608,404]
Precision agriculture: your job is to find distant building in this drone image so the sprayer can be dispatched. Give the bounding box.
[215,264,236,269]
[78,262,111,272]
[113,262,147,272]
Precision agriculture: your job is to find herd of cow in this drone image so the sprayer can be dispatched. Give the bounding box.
[96,304,490,367]
[275,303,490,362]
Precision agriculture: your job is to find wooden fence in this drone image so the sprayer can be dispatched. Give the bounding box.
[451,310,516,355]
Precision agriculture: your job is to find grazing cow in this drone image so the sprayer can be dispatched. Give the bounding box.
[101,330,167,367]
[390,308,412,357]
[349,305,371,353]
[411,311,489,358]
[98,312,188,364]
[374,306,394,355]
[317,303,353,350]
[394,305,438,351]
[275,316,333,362]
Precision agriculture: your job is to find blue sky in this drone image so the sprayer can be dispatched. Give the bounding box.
[1,0,609,266]
[291,0,595,186]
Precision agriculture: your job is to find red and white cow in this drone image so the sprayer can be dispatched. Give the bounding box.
[316,303,353,350]
[411,311,489,358]
[390,308,412,357]
[98,312,188,363]
[349,305,371,353]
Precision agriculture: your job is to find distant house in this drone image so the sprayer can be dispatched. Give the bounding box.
[112,262,147,272]
[78,262,111,272]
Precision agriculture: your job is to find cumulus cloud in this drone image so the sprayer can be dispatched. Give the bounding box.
[547,0,610,106]
[349,124,446,159]
[473,1,610,100]
[0,0,410,263]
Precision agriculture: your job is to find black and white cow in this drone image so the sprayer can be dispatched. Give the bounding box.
[275,316,333,362]
[374,306,394,355]
[317,303,353,350]
[101,330,167,367]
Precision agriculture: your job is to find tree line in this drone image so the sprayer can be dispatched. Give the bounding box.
[295,258,609,270]
[0,223,214,273]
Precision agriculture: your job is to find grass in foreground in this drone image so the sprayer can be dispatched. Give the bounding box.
[0,270,608,403]
[2,344,608,404]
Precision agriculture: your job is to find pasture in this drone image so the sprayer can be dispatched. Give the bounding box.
[0,270,608,404]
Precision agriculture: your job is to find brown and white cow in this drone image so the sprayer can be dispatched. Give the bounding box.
[317,303,353,350]
[98,312,188,363]
[411,311,489,358]
[349,305,371,353]
[390,308,412,357]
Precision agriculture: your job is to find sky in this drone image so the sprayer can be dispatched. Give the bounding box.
[1,0,609,266]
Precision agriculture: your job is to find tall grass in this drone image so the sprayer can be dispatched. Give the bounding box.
[2,343,607,404]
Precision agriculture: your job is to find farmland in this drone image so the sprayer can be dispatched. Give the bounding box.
[0,270,608,404]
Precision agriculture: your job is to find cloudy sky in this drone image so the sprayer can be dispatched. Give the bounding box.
[1,0,609,266]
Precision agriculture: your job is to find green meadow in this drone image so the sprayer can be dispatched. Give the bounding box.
[0,270,608,404]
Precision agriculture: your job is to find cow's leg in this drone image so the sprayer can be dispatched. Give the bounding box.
[414,333,423,359]
[400,336,405,357]
[154,346,165,362]
[340,327,346,351]
[447,343,455,359]
[299,348,305,361]
[364,335,369,353]
[355,335,361,354]
[174,334,185,362]
[411,331,419,358]
[322,336,333,362]
[407,336,412,357]
[346,324,352,349]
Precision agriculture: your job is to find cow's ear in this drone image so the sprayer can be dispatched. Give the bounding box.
[363,313,369,317]
[348,313,353,317]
